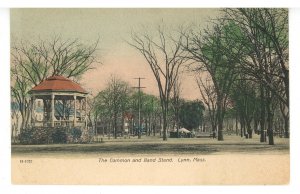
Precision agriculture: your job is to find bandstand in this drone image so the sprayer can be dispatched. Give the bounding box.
[29,75,88,129]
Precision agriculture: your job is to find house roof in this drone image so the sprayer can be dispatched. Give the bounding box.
[30,75,88,94]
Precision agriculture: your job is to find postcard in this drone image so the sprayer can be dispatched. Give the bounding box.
[11,8,289,185]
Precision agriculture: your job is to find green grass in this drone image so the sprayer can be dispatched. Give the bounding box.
[11,134,289,157]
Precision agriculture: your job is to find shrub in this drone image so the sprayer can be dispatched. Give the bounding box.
[71,127,82,142]
[19,127,51,144]
[31,127,50,144]
[19,129,33,144]
[51,128,67,144]
[18,126,88,144]
[80,127,94,143]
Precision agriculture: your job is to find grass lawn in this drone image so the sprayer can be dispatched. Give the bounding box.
[11,134,289,157]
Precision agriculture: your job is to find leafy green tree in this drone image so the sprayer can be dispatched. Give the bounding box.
[94,76,131,139]
[129,91,161,136]
[230,78,258,138]
[179,100,205,131]
[223,8,289,144]
[184,21,244,140]
[93,90,113,137]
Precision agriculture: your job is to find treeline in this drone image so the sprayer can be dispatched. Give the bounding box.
[11,9,288,145]
[89,76,205,139]
[130,8,288,144]
[187,8,288,145]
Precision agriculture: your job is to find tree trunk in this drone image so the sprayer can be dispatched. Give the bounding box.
[159,115,162,137]
[284,116,289,138]
[122,114,125,137]
[131,119,134,136]
[20,112,25,132]
[162,110,167,141]
[240,118,244,137]
[102,120,105,137]
[108,121,111,140]
[148,115,152,136]
[266,95,274,145]
[217,116,224,141]
[25,107,31,129]
[153,115,156,136]
[216,96,224,141]
[243,124,247,138]
[94,117,98,136]
[145,118,149,136]
[235,112,239,136]
[160,99,168,141]
[247,122,252,139]
[254,118,258,134]
[114,113,117,139]
[217,124,223,140]
[267,117,274,145]
[260,86,266,142]
[248,130,252,139]
[268,128,274,145]
[280,101,289,138]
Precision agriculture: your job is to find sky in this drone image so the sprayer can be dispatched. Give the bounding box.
[11,8,220,99]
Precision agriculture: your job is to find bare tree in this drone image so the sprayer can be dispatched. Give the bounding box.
[11,66,32,131]
[11,36,100,132]
[170,77,182,137]
[195,75,217,137]
[11,36,99,86]
[129,25,189,141]
[11,101,21,143]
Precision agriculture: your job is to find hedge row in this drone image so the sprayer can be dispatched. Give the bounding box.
[19,127,89,145]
